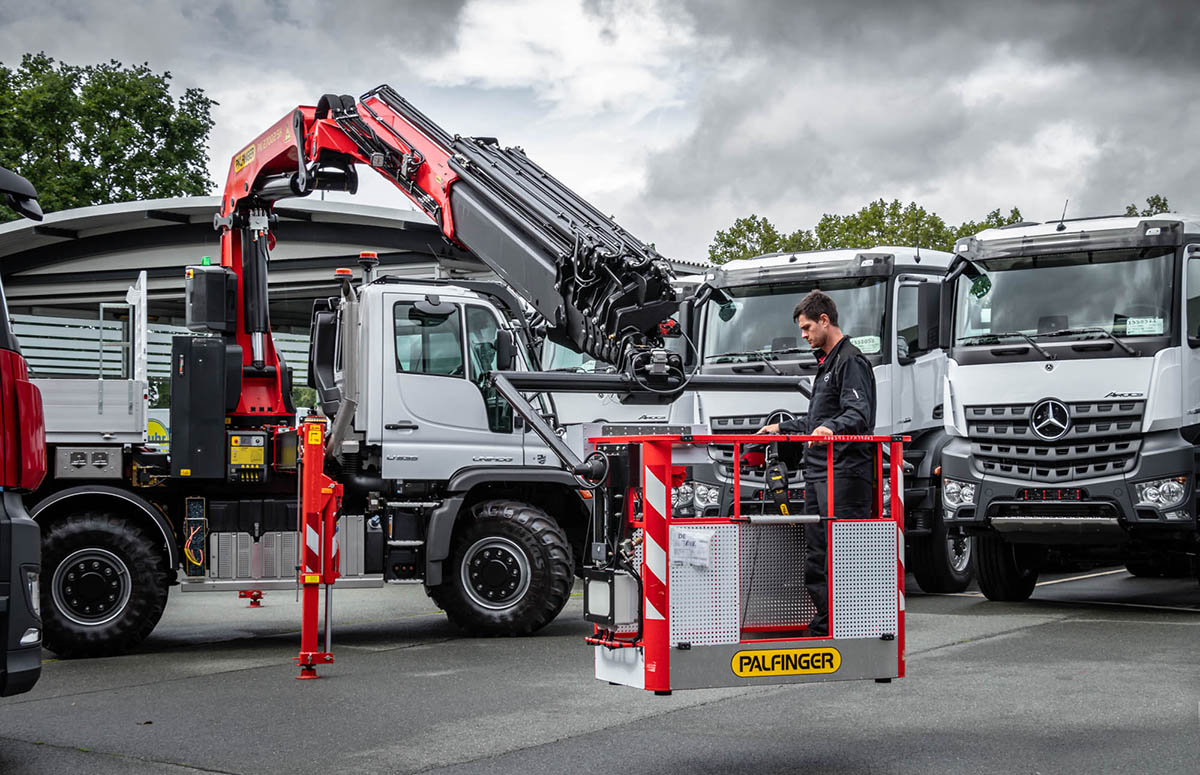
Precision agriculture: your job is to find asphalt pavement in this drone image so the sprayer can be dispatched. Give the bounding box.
[1,569,1198,774]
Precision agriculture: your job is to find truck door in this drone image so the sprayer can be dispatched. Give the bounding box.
[1181,245,1200,420]
[892,276,946,434]
[380,293,520,480]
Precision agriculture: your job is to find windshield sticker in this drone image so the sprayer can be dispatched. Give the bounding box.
[970,276,992,298]
[1124,317,1163,336]
[851,335,881,354]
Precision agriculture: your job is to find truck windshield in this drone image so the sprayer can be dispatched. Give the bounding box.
[954,246,1175,345]
[703,277,887,363]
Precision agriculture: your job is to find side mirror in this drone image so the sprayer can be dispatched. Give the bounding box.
[495,329,516,371]
[936,280,954,350]
[917,281,941,351]
[411,294,454,322]
[0,167,42,221]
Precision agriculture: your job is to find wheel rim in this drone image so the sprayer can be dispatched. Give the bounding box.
[51,548,132,626]
[460,537,532,611]
[947,534,973,574]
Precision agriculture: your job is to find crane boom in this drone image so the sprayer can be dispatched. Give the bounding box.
[214,86,677,425]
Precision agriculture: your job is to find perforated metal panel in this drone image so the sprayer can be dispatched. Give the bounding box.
[669,524,740,646]
[738,523,816,630]
[831,521,897,639]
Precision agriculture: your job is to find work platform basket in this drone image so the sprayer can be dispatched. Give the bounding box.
[584,433,907,693]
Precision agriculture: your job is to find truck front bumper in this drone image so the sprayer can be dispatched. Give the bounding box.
[1,490,41,697]
[939,433,1198,547]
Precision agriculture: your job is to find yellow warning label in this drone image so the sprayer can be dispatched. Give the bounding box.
[302,574,320,584]
[731,648,840,677]
[234,143,256,172]
[307,426,322,445]
[231,436,240,446]
[180,468,191,477]
[230,446,265,466]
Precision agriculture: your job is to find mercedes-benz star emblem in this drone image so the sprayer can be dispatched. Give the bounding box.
[1030,399,1071,441]
[767,410,796,429]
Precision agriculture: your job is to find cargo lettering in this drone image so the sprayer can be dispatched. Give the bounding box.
[730,648,840,677]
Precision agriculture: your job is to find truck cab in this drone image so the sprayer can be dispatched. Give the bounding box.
[681,246,971,592]
[941,215,1200,598]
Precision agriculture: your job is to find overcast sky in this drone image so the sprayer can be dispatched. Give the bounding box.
[2,0,1198,260]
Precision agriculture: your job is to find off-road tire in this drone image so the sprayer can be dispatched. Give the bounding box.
[429,499,573,636]
[975,534,1040,602]
[910,518,974,593]
[41,512,170,658]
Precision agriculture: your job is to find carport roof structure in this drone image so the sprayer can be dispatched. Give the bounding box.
[0,196,483,329]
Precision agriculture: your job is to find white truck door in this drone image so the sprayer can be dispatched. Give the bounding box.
[380,293,521,480]
[892,276,946,435]
[1181,246,1200,418]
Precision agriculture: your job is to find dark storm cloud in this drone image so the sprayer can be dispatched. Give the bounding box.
[634,0,1200,241]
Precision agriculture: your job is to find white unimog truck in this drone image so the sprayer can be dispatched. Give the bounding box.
[940,214,1200,599]
[680,246,974,592]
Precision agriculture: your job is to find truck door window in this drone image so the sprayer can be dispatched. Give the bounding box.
[895,284,921,359]
[1188,256,1200,345]
[466,305,514,432]
[393,301,464,376]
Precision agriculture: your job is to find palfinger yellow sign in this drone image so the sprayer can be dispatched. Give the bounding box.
[731,648,841,677]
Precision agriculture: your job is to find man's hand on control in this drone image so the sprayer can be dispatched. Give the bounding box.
[807,425,834,445]
[756,423,780,434]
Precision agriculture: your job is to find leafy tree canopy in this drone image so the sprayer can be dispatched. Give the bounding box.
[1125,195,1170,217]
[708,200,1026,264]
[0,52,216,220]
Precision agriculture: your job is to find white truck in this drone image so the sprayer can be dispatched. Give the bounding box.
[679,246,974,592]
[26,86,802,656]
[940,214,1200,598]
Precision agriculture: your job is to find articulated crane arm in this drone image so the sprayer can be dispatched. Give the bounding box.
[216,85,677,425]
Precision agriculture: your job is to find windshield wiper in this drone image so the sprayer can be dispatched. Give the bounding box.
[959,332,1055,361]
[1037,327,1140,357]
[703,349,789,375]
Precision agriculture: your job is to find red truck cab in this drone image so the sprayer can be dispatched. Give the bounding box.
[0,166,47,697]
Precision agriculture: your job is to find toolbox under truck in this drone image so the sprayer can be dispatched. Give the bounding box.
[940,214,1200,598]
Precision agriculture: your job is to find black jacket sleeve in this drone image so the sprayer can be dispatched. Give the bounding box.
[822,355,874,435]
[778,415,808,434]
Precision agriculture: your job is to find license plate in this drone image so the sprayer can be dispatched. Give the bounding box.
[1016,487,1085,501]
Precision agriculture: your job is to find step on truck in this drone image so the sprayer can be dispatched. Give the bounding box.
[0,167,48,696]
[26,86,802,657]
[677,247,974,592]
[940,214,1200,598]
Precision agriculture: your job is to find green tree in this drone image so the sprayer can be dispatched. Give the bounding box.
[709,201,1027,263]
[707,214,817,264]
[813,199,955,251]
[1125,195,1170,217]
[0,52,215,219]
[951,207,1025,244]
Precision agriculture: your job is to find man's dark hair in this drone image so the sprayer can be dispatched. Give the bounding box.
[793,289,839,325]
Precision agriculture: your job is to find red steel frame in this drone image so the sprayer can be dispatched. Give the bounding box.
[592,433,908,689]
[295,417,343,679]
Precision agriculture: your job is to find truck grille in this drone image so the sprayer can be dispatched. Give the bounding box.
[710,413,806,485]
[965,401,1144,483]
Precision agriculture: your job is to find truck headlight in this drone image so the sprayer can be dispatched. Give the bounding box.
[1134,476,1188,510]
[943,478,976,508]
[672,481,720,514]
[693,483,720,509]
[672,483,694,510]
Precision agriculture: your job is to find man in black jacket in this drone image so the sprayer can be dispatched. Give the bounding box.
[758,289,877,636]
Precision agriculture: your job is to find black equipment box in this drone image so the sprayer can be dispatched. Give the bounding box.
[170,336,236,479]
[186,264,237,334]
